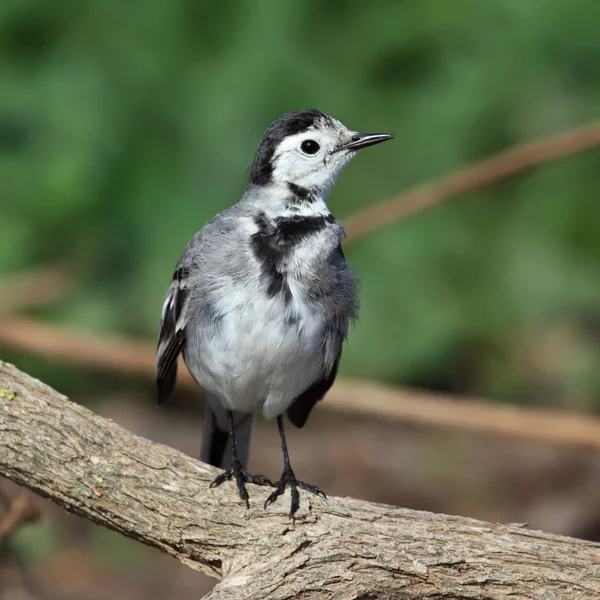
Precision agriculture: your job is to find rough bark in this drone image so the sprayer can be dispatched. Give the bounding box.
[0,361,599,599]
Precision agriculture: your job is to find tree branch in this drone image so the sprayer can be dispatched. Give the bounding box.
[1,361,599,599]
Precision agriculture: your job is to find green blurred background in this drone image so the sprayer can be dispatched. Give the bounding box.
[1,1,600,598]
[3,0,600,401]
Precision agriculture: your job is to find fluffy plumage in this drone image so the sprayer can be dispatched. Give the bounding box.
[156,109,393,514]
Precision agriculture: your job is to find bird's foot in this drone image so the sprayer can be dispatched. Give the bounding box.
[264,467,326,518]
[210,459,273,508]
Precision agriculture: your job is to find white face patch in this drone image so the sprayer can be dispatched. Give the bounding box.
[270,123,357,194]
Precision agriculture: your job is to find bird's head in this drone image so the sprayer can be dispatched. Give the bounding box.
[249,109,394,197]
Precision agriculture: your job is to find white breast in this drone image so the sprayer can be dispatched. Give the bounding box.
[184,270,326,419]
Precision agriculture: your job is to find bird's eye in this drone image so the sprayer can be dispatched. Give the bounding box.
[300,139,320,155]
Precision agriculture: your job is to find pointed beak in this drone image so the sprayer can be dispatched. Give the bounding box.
[337,132,395,152]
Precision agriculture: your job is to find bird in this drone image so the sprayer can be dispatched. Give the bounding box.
[156,109,394,517]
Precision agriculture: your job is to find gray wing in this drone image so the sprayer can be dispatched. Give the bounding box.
[287,243,358,427]
[155,218,219,404]
[155,210,239,403]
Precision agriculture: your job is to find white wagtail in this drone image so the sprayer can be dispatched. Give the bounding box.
[156,109,393,517]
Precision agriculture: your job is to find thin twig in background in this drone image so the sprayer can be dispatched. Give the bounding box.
[0,487,47,600]
[0,317,156,378]
[0,264,74,316]
[343,121,600,245]
[2,316,600,450]
[0,492,40,547]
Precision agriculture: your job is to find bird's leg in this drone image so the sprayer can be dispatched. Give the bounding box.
[210,411,272,508]
[264,415,326,518]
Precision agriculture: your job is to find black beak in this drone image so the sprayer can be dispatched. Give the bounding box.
[337,132,395,152]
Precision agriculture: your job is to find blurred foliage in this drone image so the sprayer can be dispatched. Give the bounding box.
[1,0,600,407]
[8,517,62,563]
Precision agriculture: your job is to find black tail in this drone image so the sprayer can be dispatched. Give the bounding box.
[201,401,254,469]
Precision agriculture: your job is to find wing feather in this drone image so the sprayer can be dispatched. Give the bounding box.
[287,355,341,428]
[156,266,191,404]
[287,242,355,427]
[155,216,234,405]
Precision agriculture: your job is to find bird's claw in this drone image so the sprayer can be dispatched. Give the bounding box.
[211,460,273,508]
[264,468,326,518]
